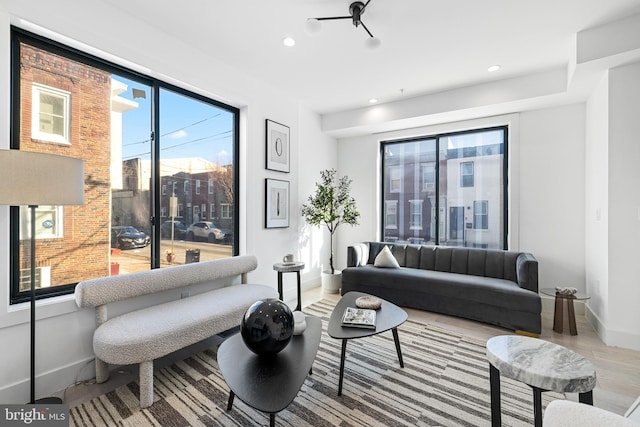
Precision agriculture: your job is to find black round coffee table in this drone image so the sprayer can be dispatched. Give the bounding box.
[217,315,322,427]
[327,291,408,396]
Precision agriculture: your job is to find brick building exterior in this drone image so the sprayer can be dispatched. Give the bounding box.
[18,42,112,288]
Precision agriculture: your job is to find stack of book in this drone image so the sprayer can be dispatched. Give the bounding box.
[341,307,376,329]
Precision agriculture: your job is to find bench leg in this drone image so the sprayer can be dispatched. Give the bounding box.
[139,360,154,408]
[95,358,109,383]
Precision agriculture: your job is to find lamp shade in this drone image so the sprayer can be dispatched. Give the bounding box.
[0,150,84,206]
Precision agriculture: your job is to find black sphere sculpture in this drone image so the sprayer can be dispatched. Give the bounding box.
[240,298,294,356]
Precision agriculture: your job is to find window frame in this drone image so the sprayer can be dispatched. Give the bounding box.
[461,161,474,188]
[473,200,489,230]
[10,26,240,304]
[380,126,508,250]
[31,83,71,144]
[408,199,423,230]
[384,200,398,229]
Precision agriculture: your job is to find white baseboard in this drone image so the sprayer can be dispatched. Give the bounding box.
[585,305,640,351]
[0,356,94,404]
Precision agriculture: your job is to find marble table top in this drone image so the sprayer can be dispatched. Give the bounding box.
[486,335,596,393]
[273,261,305,272]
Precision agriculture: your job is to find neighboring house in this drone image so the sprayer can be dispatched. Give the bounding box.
[383,140,504,248]
[119,157,234,231]
[17,43,113,288]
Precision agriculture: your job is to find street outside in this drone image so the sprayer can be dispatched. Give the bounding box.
[112,238,233,275]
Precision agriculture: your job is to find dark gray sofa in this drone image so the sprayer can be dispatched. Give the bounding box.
[341,242,541,334]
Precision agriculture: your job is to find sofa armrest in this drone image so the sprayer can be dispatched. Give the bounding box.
[516,252,538,293]
[347,243,370,267]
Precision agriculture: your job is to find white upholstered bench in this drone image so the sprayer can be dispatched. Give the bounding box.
[74,254,278,408]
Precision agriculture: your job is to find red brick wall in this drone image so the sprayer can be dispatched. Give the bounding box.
[18,42,112,286]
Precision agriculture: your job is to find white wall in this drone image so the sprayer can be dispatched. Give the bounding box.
[0,1,334,402]
[584,61,640,351]
[518,104,586,292]
[335,106,586,291]
[298,107,338,281]
[606,61,640,349]
[585,73,610,330]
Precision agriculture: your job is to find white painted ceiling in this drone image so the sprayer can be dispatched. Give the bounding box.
[99,0,640,115]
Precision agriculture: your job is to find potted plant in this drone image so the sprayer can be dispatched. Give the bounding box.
[301,169,360,293]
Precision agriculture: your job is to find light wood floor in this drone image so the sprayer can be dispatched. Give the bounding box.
[303,287,640,417]
[67,286,640,418]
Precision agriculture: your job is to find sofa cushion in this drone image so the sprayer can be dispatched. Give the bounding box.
[390,244,407,266]
[368,242,387,264]
[419,246,437,270]
[405,245,421,269]
[352,242,370,267]
[342,265,540,313]
[435,247,454,272]
[374,246,400,268]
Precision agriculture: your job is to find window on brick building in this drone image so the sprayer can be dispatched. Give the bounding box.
[31,84,70,144]
[10,27,239,304]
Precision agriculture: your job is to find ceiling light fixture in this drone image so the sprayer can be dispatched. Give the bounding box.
[369,98,378,104]
[488,65,501,72]
[283,37,296,47]
[305,1,381,49]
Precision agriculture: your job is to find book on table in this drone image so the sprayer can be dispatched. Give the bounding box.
[341,307,376,329]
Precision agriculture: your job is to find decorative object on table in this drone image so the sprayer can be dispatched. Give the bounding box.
[301,169,360,293]
[265,178,290,228]
[305,1,381,50]
[555,286,578,296]
[293,311,307,335]
[0,150,84,404]
[265,119,290,173]
[341,306,376,329]
[283,253,295,264]
[241,298,294,356]
[355,295,381,310]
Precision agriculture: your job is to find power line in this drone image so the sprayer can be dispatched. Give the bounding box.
[122,113,222,147]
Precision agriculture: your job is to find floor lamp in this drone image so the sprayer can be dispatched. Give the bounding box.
[0,150,84,404]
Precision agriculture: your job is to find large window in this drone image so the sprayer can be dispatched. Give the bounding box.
[10,28,239,303]
[381,127,507,249]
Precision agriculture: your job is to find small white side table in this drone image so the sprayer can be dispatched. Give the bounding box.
[273,262,305,311]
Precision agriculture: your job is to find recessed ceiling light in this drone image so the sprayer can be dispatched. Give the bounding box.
[488,65,501,72]
[282,37,296,47]
[369,98,378,104]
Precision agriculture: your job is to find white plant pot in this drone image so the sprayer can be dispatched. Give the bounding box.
[321,270,342,294]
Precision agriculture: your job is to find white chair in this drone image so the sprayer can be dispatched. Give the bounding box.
[543,396,640,426]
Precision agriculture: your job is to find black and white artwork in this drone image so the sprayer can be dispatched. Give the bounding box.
[265,178,289,228]
[266,119,290,173]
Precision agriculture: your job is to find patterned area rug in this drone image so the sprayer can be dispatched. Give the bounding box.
[70,299,562,426]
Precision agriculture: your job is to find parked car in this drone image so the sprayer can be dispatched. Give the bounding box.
[161,220,187,240]
[186,221,232,244]
[111,226,151,250]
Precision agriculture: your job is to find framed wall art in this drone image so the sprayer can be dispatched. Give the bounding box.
[265,178,290,228]
[266,119,290,173]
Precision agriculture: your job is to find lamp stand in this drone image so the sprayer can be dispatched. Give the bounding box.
[28,205,62,404]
